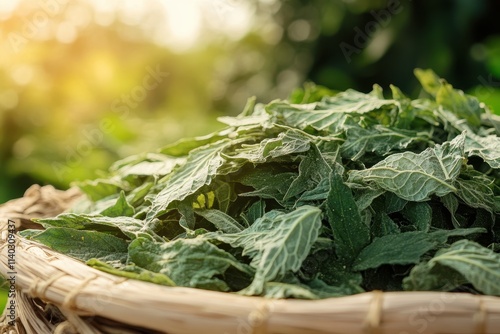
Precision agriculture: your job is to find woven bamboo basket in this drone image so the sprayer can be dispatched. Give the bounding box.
[1,185,500,334]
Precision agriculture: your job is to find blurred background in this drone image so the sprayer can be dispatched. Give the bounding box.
[1,0,500,203]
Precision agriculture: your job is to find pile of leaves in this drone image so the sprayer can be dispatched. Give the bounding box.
[22,69,500,299]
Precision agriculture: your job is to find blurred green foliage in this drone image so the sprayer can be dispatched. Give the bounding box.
[1,0,500,203]
[0,293,5,313]
[0,276,5,314]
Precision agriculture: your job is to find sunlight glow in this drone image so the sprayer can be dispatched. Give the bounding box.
[157,0,254,51]
[0,0,255,52]
[0,1,18,15]
[160,0,202,51]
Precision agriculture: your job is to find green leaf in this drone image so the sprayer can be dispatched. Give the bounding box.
[267,101,347,133]
[100,191,135,217]
[321,86,397,115]
[128,238,253,291]
[218,98,268,127]
[240,200,266,226]
[436,81,483,127]
[75,177,129,202]
[159,128,236,157]
[28,227,128,263]
[257,281,321,299]
[177,201,196,231]
[403,261,467,292]
[341,125,426,161]
[390,84,416,129]
[35,213,162,241]
[414,70,484,127]
[208,206,322,294]
[384,192,407,214]
[353,231,436,271]
[353,187,385,212]
[414,68,442,97]
[349,133,465,201]
[401,202,432,232]
[456,171,498,214]
[212,180,234,213]
[440,194,461,228]
[268,88,397,133]
[435,107,473,134]
[87,259,176,286]
[284,144,331,201]
[147,139,232,220]
[256,278,361,299]
[237,167,297,205]
[127,181,154,209]
[420,240,500,295]
[226,129,311,163]
[295,177,331,204]
[195,209,245,233]
[465,135,500,169]
[306,278,364,297]
[110,153,184,178]
[371,212,400,237]
[353,228,486,271]
[288,82,337,104]
[217,107,270,127]
[316,253,364,288]
[325,172,370,263]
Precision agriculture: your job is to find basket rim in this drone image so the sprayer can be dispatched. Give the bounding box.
[2,186,500,334]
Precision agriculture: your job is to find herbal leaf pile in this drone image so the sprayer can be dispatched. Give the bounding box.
[23,69,500,298]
